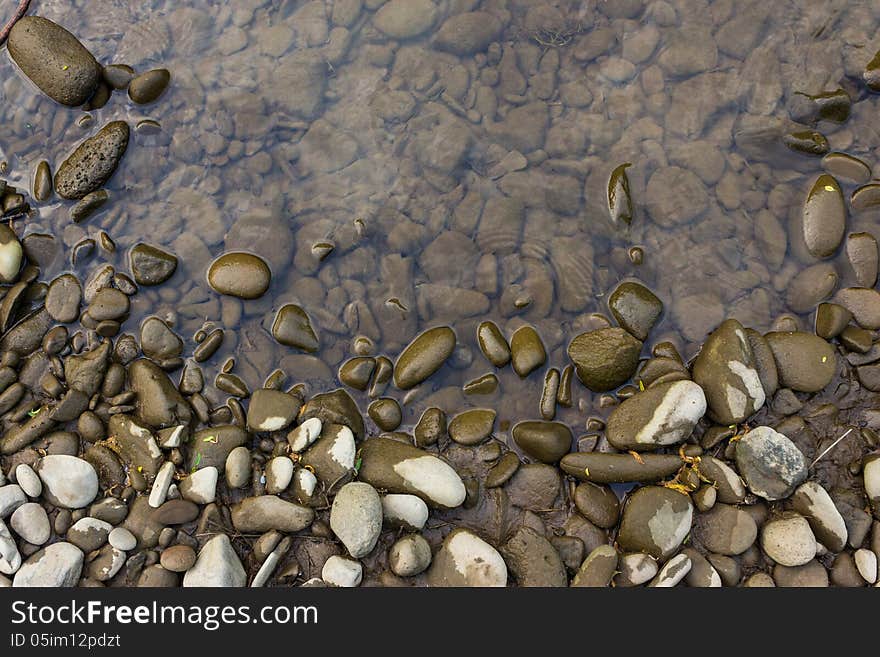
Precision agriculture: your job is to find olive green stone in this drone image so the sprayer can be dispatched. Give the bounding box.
[394,326,456,390]
[607,162,633,225]
[573,482,620,529]
[789,89,851,124]
[32,161,53,202]
[54,121,130,200]
[821,152,871,184]
[208,252,271,300]
[560,452,683,483]
[764,331,836,392]
[477,321,510,367]
[864,48,880,91]
[7,16,101,106]
[485,452,520,488]
[617,486,693,559]
[70,189,109,223]
[448,409,496,446]
[102,64,135,90]
[608,281,663,340]
[571,545,619,587]
[840,325,872,353]
[339,357,376,390]
[128,68,171,104]
[783,130,829,156]
[567,327,642,392]
[246,388,301,433]
[802,174,845,259]
[271,304,318,353]
[129,243,178,286]
[414,407,446,447]
[512,420,572,463]
[299,388,365,441]
[368,398,402,432]
[510,325,546,378]
[846,232,879,288]
[851,183,880,211]
[463,372,498,395]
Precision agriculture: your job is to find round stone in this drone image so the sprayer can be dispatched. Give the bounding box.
[207,252,271,299]
[734,426,808,501]
[761,513,817,567]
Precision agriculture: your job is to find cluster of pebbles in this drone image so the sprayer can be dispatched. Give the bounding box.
[1,4,880,589]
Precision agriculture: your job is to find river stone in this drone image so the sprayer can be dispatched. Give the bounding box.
[573,483,620,528]
[10,503,50,545]
[299,389,365,441]
[512,420,572,463]
[373,0,437,39]
[802,174,846,259]
[735,426,808,500]
[231,496,315,533]
[247,389,301,432]
[605,380,706,451]
[300,423,356,486]
[322,556,362,587]
[846,232,879,288]
[12,542,83,587]
[617,486,693,559]
[649,553,692,588]
[358,437,466,509]
[129,243,177,285]
[786,263,838,314]
[389,534,432,577]
[571,544,618,587]
[614,552,658,587]
[0,225,22,284]
[160,545,196,573]
[761,513,817,566]
[189,425,248,471]
[505,463,560,511]
[815,302,852,339]
[339,357,376,391]
[427,528,507,587]
[448,409,495,445]
[682,548,722,588]
[646,166,709,227]
[0,485,26,519]
[14,464,40,498]
[183,534,246,587]
[509,325,546,378]
[502,526,567,587]
[140,317,183,361]
[834,287,880,329]
[789,481,848,552]
[207,252,271,299]
[264,457,294,495]
[367,398,402,432]
[129,359,192,429]
[287,417,323,453]
[66,517,112,552]
[225,446,251,489]
[394,326,456,389]
[433,12,503,55]
[35,455,98,509]
[692,319,766,424]
[698,456,746,504]
[128,68,170,104]
[773,559,829,587]
[854,549,877,584]
[476,321,511,367]
[862,454,880,514]
[330,482,383,558]
[764,332,836,392]
[381,494,429,531]
[45,274,82,323]
[485,452,520,488]
[560,452,683,484]
[608,281,663,340]
[55,121,130,200]
[8,17,100,106]
[694,503,757,555]
[271,304,319,351]
[567,327,642,392]
[179,466,218,504]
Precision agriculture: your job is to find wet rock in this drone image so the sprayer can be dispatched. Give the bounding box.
[502,526,567,587]
[427,528,507,587]
[864,454,880,514]
[8,16,100,106]
[834,287,880,329]
[179,466,217,504]
[330,482,382,558]
[107,415,162,476]
[573,483,620,529]
[129,244,177,286]
[476,196,524,256]
[509,325,546,378]
[649,553,692,588]
[567,327,642,392]
[0,226,22,284]
[815,302,852,339]
[448,409,495,446]
[129,359,192,429]
[645,166,708,227]
[140,317,183,362]
[762,512,817,566]
[358,437,465,509]
[66,517,111,553]
[339,357,376,391]
[789,481,847,552]
[735,426,808,501]
[389,534,432,577]
[788,89,851,124]
[694,503,757,555]
[614,552,658,587]
[570,544,617,587]
[698,456,746,504]
[10,503,50,545]
[55,121,130,200]
[617,486,693,559]
[477,321,510,367]
[207,252,271,300]
[487,102,549,153]
[231,496,314,534]
[560,452,683,484]
[512,420,571,464]
[301,423,356,486]
[381,494,429,531]
[822,153,871,185]
[764,332,836,392]
[299,389,364,441]
[128,68,170,104]
[605,380,706,451]
[35,455,98,509]
[692,319,766,424]
[394,326,456,390]
[773,559,828,587]
[783,130,829,156]
[247,389,300,433]
[433,12,502,55]
[189,425,247,471]
[657,26,717,76]
[846,233,879,288]
[786,263,837,314]
[373,0,437,39]
[505,463,560,511]
[182,534,246,587]
[272,304,318,352]
[225,446,251,489]
[12,542,83,587]
[160,545,196,573]
[802,175,845,260]
[608,281,663,341]
[45,274,82,323]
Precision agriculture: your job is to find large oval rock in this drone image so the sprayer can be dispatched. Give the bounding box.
[231,496,315,533]
[55,121,130,199]
[182,534,246,587]
[560,452,683,484]
[330,482,382,559]
[12,542,83,587]
[617,486,693,559]
[35,455,98,509]
[567,327,642,391]
[358,437,466,509]
[207,252,271,300]
[605,380,706,451]
[427,529,507,587]
[394,326,456,390]
[511,420,572,463]
[735,426,808,500]
[8,16,100,106]
[802,174,846,259]
[764,332,836,392]
[789,481,848,552]
[692,319,766,424]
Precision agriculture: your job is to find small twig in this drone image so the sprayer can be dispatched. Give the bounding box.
[0,0,30,45]
[810,427,854,468]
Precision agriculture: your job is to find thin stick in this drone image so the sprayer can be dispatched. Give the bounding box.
[0,0,30,45]
[810,427,854,468]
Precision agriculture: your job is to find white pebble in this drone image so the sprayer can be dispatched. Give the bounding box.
[14,465,41,498]
[321,556,362,587]
[288,417,322,452]
[650,553,692,587]
[854,549,878,584]
[108,527,137,552]
[148,461,176,508]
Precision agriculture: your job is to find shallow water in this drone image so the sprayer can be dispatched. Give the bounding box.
[2,0,880,442]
